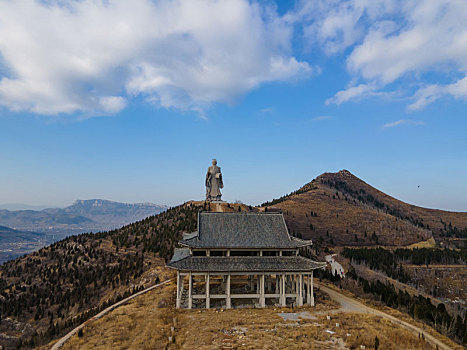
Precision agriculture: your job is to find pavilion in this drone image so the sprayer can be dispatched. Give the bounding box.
[167,211,326,309]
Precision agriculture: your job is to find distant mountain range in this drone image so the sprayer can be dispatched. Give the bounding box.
[0,199,167,263]
[0,199,167,234]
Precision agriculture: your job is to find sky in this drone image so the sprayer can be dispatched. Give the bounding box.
[0,0,466,211]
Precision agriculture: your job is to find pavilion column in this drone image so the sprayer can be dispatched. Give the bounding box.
[206,273,210,309]
[260,272,265,308]
[277,275,282,305]
[310,271,315,306]
[298,273,303,306]
[226,273,231,309]
[295,274,299,305]
[188,272,193,309]
[176,271,181,309]
[280,274,286,307]
[275,276,279,293]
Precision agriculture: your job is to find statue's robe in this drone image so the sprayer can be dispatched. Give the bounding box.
[206,165,223,201]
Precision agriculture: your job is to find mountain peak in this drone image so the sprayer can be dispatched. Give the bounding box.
[338,169,353,176]
[316,169,359,181]
[72,199,117,206]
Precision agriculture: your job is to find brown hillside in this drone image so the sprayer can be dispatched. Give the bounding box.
[0,203,201,349]
[265,170,467,247]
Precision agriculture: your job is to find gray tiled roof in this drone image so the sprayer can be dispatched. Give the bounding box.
[167,256,326,272]
[182,232,197,240]
[180,212,312,249]
[170,248,191,263]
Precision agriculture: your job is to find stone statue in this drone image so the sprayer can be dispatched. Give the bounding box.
[205,159,223,201]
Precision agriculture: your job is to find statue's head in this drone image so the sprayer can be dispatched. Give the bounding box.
[212,159,217,165]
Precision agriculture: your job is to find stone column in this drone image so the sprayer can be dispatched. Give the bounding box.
[188,272,193,309]
[260,273,265,308]
[277,275,282,305]
[176,271,181,309]
[226,273,231,309]
[280,274,286,307]
[298,273,303,306]
[310,271,315,306]
[295,274,299,305]
[206,273,210,309]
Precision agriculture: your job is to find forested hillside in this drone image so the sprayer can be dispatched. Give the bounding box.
[0,203,201,349]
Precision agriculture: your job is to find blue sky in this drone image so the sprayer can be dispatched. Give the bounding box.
[0,0,466,211]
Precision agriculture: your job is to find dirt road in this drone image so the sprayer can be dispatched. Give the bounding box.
[317,283,456,350]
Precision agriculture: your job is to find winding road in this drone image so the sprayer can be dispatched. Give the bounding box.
[317,283,455,350]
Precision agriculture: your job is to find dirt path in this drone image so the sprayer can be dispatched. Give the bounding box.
[50,279,172,350]
[317,283,455,350]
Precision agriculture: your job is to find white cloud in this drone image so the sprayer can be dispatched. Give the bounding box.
[299,0,467,109]
[325,83,376,105]
[408,85,444,111]
[99,96,127,114]
[297,0,398,54]
[408,76,467,110]
[0,0,311,116]
[346,1,467,84]
[383,119,424,128]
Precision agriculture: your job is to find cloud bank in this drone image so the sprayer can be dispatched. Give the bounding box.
[1,0,467,116]
[0,0,311,115]
[298,0,467,109]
